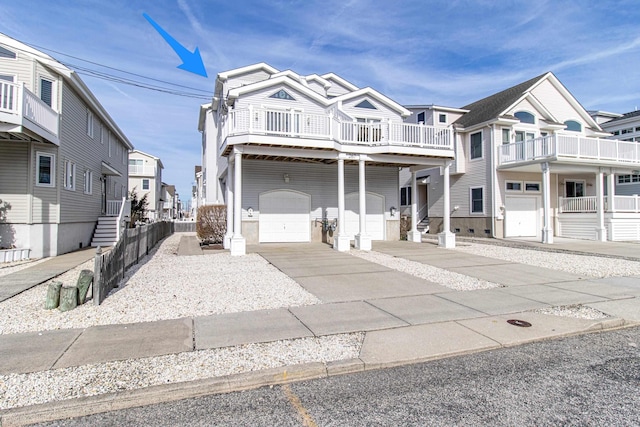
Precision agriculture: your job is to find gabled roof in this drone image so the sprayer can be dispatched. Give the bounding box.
[321,72,359,92]
[332,87,412,117]
[130,149,164,169]
[454,73,548,128]
[216,62,278,81]
[227,74,330,105]
[604,109,640,124]
[455,72,603,132]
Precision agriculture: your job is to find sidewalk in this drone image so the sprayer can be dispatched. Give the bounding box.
[1,236,639,425]
[0,247,97,302]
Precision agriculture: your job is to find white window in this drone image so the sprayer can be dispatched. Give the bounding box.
[36,152,55,187]
[40,78,54,108]
[86,109,94,138]
[502,128,510,144]
[0,46,17,59]
[525,182,541,192]
[400,187,412,206]
[122,145,127,165]
[142,179,150,190]
[64,160,76,190]
[417,111,425,124]
[506,181,522,192]
[108,133,112,157]
[84,170,93,194]
[470,187,484,214]
[438,113,447,124]
[618,174,640,184]
[565,180,585,198]
[470,132,483,160]
[100,126,106,144]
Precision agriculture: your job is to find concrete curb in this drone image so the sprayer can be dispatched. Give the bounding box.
[0,319,635,426]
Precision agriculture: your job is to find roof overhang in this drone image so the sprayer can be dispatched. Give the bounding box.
[101,161,122,176]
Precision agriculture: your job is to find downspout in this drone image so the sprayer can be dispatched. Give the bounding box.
[489,124,497,238]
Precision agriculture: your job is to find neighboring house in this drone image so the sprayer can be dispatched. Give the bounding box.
[191,165,204,218]
[590,110,640,199]
[0,33,132,258]
[128,150,163,221]
[198,63,457,255]
[411,72,640,243]
[160,183,177,220]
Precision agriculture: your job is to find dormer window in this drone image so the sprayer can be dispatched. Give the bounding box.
[355,99,377,109]
[564,120,582,132]
[269,89,295,100]
[514,111,535,124]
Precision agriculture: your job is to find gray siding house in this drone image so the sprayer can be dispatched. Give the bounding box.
[0,33,133,258]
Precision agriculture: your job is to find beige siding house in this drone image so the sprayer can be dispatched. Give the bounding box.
[199,63,457,256]
[0,33,133,259]
[409,72,640,243]
[128,150,163,221]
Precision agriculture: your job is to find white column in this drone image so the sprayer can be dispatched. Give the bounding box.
[438,161,455,248]
[230,149,246,255]
[354,158,371,250]
[607,171,615,213]
[333,158,351,251]
[408,170,422,242]
[541,162,553,244]
[223,160,234,249]
[595,170,606,241]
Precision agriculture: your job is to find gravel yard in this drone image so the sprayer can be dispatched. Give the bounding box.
[454,243,640,278]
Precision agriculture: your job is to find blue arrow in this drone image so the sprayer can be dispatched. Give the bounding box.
[143,13,207,78]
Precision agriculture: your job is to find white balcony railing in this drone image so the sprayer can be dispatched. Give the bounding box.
[226,106,453,151]
[499,135,640,166]
[0,81,59,142]
[128,165,156,176]
[106,199,123,216]
[558,195,640,213]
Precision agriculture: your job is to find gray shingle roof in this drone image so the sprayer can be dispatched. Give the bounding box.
[605,109,640,123]
[454,73,549,128]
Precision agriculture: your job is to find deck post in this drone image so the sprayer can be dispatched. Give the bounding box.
[230,148,246,255]
[408,171,422,242]
[438,161,455,248]
[541,162,553,244]
[595,169,607,241]
[334,158,351,251]
[354,158,371,251]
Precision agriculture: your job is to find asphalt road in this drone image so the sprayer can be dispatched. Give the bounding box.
[34,326,640,426]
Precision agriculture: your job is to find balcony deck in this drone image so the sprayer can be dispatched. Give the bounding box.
[498,135,640,170]
[221,106,454,159]
[0,81,59,145]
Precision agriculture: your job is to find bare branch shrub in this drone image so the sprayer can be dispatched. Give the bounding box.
[197,205,227,243]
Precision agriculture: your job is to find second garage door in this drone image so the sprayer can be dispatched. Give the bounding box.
[259,190,311,242]
[505,196,539,238]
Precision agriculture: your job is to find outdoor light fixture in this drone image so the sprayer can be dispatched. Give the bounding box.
[283,174,290,183]
[247,207,253,217]
[390,206,397,217]
[453,205,459,211]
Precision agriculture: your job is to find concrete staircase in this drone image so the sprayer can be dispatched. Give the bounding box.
[417,217,430,233]
[91,217,119,247]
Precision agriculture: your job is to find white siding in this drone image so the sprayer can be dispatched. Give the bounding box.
[235,85,327,115]
[341,96,402,122]
[240,159,398,222]
[530,79,591,127]
[0,141,29,222]
[0,49,34,91]
[223,70,272,94]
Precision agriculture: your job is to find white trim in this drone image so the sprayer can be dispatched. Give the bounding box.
[469,131,484,161]
[0,45,17,60]
[86,108,94,138]
[35,152,55,188]
[84,169,93,195]
[470,186,485,215]
[437,112,448,124]
[524,181,541,192]
[63,160,76,191]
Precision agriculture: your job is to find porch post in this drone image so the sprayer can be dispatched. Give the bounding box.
[230,148,246,255]
[541,162,553,244]
[595,169,607,241]
[408,171,422,242]
[223,160,234,249]
[333,158,350,251]
[438,161,455,248]
[355,157,371,250]
[607,171,615,213]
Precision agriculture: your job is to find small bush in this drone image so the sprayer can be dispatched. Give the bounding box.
[197,205,227,243]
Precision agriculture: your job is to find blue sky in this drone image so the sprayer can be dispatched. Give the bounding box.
[1,0,639,202]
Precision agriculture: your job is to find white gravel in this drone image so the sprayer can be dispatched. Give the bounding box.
[351,249,502,291]
[0,333,364,410]
[454,243,640,278]
[535,304,610,320]
[0,233,321,335]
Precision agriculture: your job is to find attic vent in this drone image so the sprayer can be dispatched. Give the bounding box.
[270,89,295,100]
[355,99,377,109]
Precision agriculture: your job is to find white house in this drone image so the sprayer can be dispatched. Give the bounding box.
[198,63,457,255]
[128,149,163,221]
[411,72,640,243]
[590,110,640,200]
[0,33,132,258]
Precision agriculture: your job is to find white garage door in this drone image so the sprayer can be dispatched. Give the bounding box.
[259,190,311,242]
[505,196,539,237]
[345,192,385,241]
